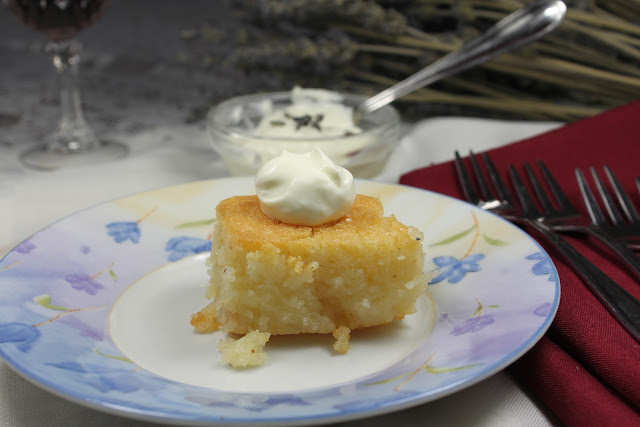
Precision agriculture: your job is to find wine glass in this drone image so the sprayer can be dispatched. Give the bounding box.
[4,0,127,170]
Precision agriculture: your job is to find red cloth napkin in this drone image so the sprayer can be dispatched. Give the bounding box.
[400,100,640,426]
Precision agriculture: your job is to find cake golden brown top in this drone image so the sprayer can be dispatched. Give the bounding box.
[215,194,419,256]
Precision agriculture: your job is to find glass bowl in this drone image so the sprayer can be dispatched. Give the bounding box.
[206,91,401,178]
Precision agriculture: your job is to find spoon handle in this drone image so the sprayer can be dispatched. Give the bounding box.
[355,0,567,118]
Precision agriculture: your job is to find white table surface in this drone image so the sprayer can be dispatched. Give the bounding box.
[0,2,563,425]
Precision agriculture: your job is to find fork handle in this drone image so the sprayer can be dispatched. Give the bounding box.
[526,220,640,342]
[586,227,640,282]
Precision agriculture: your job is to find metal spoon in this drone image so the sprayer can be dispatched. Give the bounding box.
[354,0,567,120]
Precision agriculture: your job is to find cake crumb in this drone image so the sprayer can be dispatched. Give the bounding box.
[218,330,271,367]
[190,301,220,333]
[332,326,351,354]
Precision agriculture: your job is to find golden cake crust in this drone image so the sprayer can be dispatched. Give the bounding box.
[215,194,385,252]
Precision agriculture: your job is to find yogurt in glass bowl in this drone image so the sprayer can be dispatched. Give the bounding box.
[206,87,401,178]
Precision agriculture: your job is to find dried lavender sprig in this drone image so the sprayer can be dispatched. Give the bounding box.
[537,37,640,77]
[369,49,633,103]
[598,0,640,20]
[342,10,640,76]
[238,0,408,36]
[402,4,640,62]
[228,33,357,70]
[348,69,604,120]
[350,35,640,93]
[562,20,640,60]
[464,8,640,61]
[503,54,640,90]
[482,59,636,99]
[567,8,640,35]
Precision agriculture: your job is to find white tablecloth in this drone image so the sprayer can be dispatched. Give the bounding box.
[0,1,563,425]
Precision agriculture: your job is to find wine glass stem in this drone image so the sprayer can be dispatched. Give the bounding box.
[47,39,99,153]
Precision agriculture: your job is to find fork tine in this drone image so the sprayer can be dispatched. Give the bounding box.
[509,165,542,217]
[454,150,480,205]
[576,168,607,226]
[538,160,577,213]
[524,162,557,214]
[604,166,640,223]
[469,150,493,202]
[591,167,624,225]
[481,152,513,205]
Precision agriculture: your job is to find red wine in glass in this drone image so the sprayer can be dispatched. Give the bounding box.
[4,0,127,170]
[6,0,109,41]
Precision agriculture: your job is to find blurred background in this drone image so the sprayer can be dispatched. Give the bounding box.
[1,0,639,152]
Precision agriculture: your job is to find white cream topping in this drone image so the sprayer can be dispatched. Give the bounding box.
[254,87,362,139]
[255,149,356,226]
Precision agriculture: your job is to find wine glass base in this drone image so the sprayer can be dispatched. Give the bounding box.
[20,140,128,171]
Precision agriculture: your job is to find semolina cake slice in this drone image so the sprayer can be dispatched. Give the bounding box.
[191,193,428,337]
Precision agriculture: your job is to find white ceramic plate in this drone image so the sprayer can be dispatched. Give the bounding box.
[0,178,559,425]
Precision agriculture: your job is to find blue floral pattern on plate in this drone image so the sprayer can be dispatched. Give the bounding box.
[165,236,212,262]
[430,254,485,284]
[526,252,557,282]
[0,178,560,426]
[106,222,141,243]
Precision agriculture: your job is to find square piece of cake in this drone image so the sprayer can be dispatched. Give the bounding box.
[191,194,428,341]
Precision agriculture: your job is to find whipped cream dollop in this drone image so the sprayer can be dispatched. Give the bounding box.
[255,149,356,226]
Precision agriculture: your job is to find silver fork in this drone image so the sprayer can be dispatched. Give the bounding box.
[527,166,640,281]
[455,151,640,342]
[454,150,515,213]
[577,167,640,251]
[457,151,640,278]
